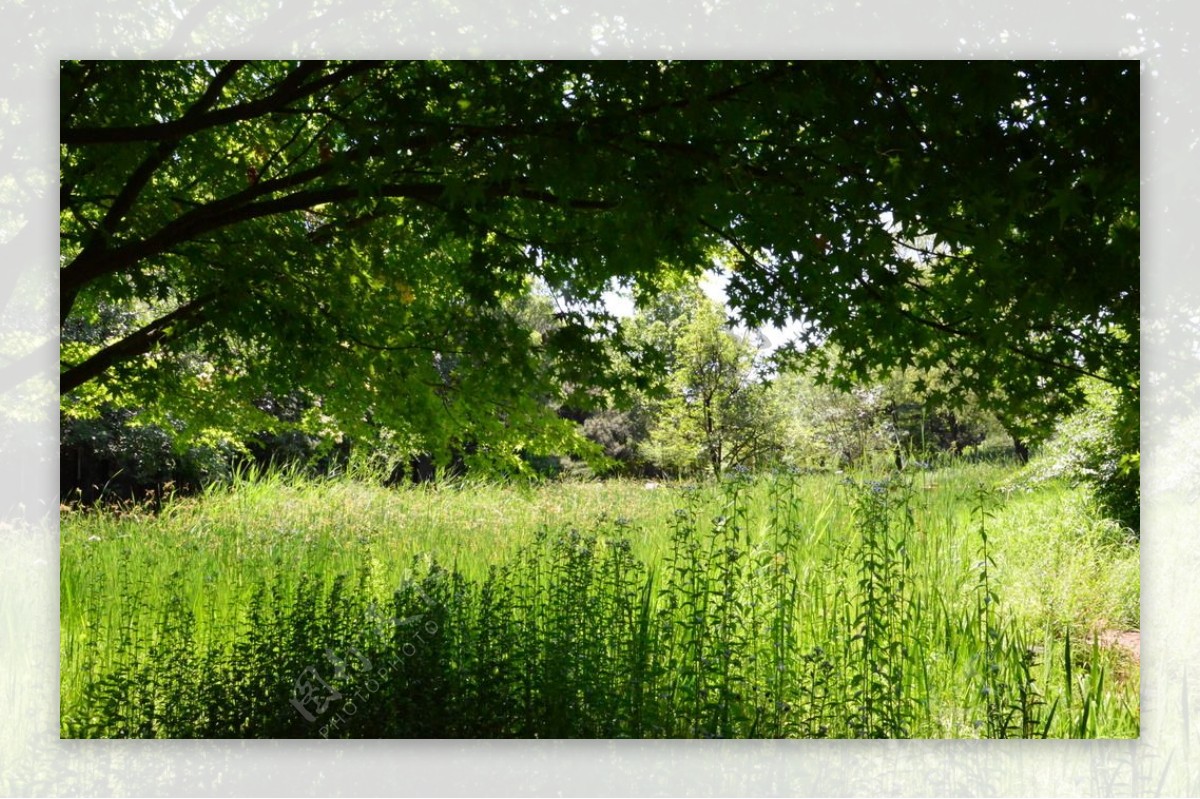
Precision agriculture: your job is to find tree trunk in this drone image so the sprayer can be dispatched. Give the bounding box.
[1013,436,1030,464]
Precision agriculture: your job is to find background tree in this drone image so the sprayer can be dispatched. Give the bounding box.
[639,292,784,477]
[769,354,1003,471]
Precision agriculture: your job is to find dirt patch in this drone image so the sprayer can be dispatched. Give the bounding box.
[1093,628,1140,687]
[1097,629,1140,665]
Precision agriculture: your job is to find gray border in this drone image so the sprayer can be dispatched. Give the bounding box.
[2,1,1191,795]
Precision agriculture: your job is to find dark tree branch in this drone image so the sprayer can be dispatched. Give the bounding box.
[60,62,246,233]
[61,176,618,321]
[697,218,772,273]
[888,234,969,262]
[60,61,379,146]
[89,61,249,246]
[867,61,936,153]
[60,61,350,323]
[60,292,221,395]
[856,280,1116,386]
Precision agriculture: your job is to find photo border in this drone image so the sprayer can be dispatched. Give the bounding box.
[2,2,1188,794]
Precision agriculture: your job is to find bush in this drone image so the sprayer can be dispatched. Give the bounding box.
[582,408,655,475]
[60,409,235,504]
[1032,380,1139,534]
[61,392,354,505]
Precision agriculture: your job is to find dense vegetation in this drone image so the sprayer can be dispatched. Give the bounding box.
[61,60,1137,484]
[61,458,1138,739]
[59,60,1139,739]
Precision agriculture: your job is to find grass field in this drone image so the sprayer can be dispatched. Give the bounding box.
[59,458,1139,738]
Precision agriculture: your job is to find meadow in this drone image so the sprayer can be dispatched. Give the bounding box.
[59,457,1139,738]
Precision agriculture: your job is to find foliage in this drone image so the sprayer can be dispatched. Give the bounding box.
[580,408,657,475]
[875,364,1002,457]
[1024,379,1140,533]
[845,477,921,737]
[770,353,1007,470]
[61,463,1139,739]
[772,372,893,468]
[60,408,237,503]
[640,294,784,476]
[60,60,1138,467]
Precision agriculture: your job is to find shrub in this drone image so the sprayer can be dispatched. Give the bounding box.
[1033,380,1139,534]
[60,409,234,504]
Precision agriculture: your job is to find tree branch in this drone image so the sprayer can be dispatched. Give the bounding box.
[60,292,221,395]
[856,280,1116,386]
[60,61,379,146]
[91,61,249,244]
[61,176,618,322]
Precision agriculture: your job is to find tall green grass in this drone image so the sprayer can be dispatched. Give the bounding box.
[60,460,1138,738]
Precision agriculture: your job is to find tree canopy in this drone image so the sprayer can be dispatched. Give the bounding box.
[60,60,1138,464]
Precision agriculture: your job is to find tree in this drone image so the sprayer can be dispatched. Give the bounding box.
[641,293,784,477]
[769,352,1006,470]
[60,61,1137,465]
